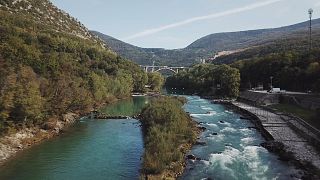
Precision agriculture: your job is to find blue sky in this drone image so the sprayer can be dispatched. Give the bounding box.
[51,0,320,49]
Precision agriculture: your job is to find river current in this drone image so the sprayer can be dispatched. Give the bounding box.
[180,96,297,180]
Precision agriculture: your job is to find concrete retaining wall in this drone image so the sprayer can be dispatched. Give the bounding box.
[239,91,279,105]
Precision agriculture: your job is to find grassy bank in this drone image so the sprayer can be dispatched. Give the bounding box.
[139,96,199,179]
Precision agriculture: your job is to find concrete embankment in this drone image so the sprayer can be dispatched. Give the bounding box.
[0,113,79,165]
[230,101,320,171]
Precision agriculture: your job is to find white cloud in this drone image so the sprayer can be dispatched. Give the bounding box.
[315,2,320,7]
[124,0,285,40]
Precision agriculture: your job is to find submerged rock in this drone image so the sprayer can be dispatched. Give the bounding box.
[198,126,206,131]
[186,154,196,160]
[186,154,201,161]
[195,141,207,146]
[240,116,250,120]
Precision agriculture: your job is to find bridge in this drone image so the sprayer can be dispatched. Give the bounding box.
[140,65,187,74]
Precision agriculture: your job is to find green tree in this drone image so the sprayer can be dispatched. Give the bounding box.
[166,64,240,97]
[11,66,44,124]
[213,65,241,97]
[89,72,109,103]
[147,72,164,92]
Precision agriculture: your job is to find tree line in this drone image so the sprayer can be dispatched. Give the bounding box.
[166,64,240,98]
[231,49,320,92]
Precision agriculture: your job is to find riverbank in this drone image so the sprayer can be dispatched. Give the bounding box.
[0,112,79,166]
[0,96,148,179]
[0,96,125,166]
[224,100,320,179]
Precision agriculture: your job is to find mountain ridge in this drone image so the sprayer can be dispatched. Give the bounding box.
[93,18,320,66]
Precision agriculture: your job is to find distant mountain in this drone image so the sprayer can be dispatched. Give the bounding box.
[187,19,320,51]
[93,18,320,66]
[91,31,209,66]
[91,31,156,65]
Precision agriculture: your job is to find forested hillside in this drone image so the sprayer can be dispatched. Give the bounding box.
[210,24,320,92]
[230,48,320,92]
[94,19,320,66]
[214,30,320,64]
[0,0,148,134]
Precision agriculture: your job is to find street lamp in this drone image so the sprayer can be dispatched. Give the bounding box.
[308,8,313,51]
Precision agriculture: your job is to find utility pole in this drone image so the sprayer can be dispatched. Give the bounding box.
[151,54,155,72]
[308,8,313,51]
[152,60,155,72]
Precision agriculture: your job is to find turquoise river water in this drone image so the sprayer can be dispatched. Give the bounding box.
[0,97,148,180]
[180,96,298,180]
[0,96,297,180]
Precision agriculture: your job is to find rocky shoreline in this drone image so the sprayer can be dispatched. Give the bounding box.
[0,112,80,166]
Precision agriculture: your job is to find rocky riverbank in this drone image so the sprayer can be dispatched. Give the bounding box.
[0,112,79,165]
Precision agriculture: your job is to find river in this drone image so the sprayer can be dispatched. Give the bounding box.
[180,96,298,180]
[0,96,297,180]
[0,97,148,180]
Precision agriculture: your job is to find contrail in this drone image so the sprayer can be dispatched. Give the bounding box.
[124,0,285,40]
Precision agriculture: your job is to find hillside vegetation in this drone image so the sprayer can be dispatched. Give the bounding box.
[94,19,320,66]
[214,29,320,64]
[0,0,148,134]
[166,64,240,98]
[230,49,320,92]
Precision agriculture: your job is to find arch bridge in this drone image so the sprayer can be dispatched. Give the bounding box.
[140,65,187,74]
